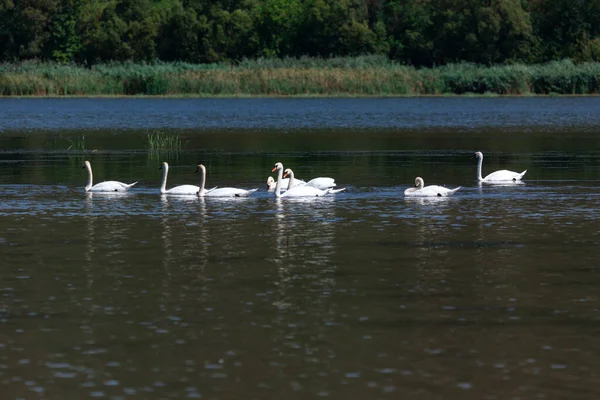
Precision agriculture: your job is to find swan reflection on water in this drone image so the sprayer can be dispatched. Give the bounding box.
[83,191,135,293]
[271,196,337,300]
[159,195,211,301]
[402,193,459,273]
[269,197,339,364]
[477,180,526,188]
[403,195,456,206]
[85,190,135,199]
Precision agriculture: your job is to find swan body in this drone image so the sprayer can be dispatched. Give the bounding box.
[305,177,336,190]
[283,168,336,190]
[206,187,258,197]
[83,161,137,192]
[266,176,305,191]
[159,162,200,195]
[473,151,527,182]
[196,164,257,197]
[404,177,460,197]
[272,163,345,197]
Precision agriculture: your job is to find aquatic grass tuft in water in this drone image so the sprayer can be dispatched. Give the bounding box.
[146,131,183,159]
[66,135,86,153]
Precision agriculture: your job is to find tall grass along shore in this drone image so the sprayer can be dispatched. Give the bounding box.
[1,57,599,97]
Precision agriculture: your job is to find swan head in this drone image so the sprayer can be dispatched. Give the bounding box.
[414,177,424,188]
[266,176,275,189]
[159,161,168,170]
[195,164,206,173]
[272,162,283,172]
[472,151,483,160]
[82,160,91,169]
[283,168,293,178]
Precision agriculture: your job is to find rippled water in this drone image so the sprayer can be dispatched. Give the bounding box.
[2,98,600,399]
[1,97,600,131]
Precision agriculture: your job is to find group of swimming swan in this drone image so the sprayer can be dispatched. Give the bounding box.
[83,151,527,198]
[403,151,527,197]
[83,160,343,198]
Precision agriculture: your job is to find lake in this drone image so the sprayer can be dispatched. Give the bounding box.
[1,97,600,399]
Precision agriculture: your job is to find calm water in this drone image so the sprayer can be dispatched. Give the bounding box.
[1,98,600,399]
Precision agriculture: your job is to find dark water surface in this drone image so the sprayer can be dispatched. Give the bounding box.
[1,98,600,399]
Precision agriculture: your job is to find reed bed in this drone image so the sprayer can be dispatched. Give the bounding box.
[1,58,599,96]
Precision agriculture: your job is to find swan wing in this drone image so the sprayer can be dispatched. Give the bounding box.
[89,181,137,192]
[165,184,200,195]
[281,177,305,189]
[280,178,291,189]
[326,187,345,194]
[281,185,327,197]
[205,187,258,197]
[483,169,527,182]
[306,177,336,190]
[404,187,418,196]
[405,185,460,197]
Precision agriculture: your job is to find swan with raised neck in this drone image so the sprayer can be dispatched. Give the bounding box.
[272,162,345,197]
[82,160,137,192]
[159,162,200,195]
[196,164,257,197]
[473,151,527,182]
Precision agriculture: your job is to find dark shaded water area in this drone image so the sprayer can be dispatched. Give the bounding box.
[1,98,600,399]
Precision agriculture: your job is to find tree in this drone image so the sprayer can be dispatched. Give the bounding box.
[43,0,83,62]
[531,0,600,61]
[296,0,377,56]
[0,0,59,60]
[429,0,533,65]
[383,0,435,65]
[158,4,205,62]
[253,0,303,57]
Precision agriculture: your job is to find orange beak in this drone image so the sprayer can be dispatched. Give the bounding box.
[283,172,289,178]
[271,166,277,172]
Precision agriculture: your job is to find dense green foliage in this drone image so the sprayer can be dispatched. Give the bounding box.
[1,0,600,66]
[1,57,599,96]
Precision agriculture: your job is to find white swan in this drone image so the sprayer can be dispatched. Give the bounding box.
[159,162,199,195]
[266,176,305,192]
[271,162,345,197]
[283,168,336,190]
[83,160,137,192]
[404,177,460,197]
[473,151,527,182]
[196,164,258,197]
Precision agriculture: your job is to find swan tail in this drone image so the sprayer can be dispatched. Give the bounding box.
[326,187,346,195]
[126,181,138,189]
[206,186,218,193]
[448,186,461,196]
[518,170,527,179]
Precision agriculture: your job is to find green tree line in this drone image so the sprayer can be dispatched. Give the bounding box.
[1,0,600,66]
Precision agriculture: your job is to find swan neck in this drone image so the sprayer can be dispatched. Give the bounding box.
[288,170,295,188]
[160,165,168,193]
[476,155,483,181]
[85,163,93,191]
[199,166,206,196]
[275,167,283,197]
